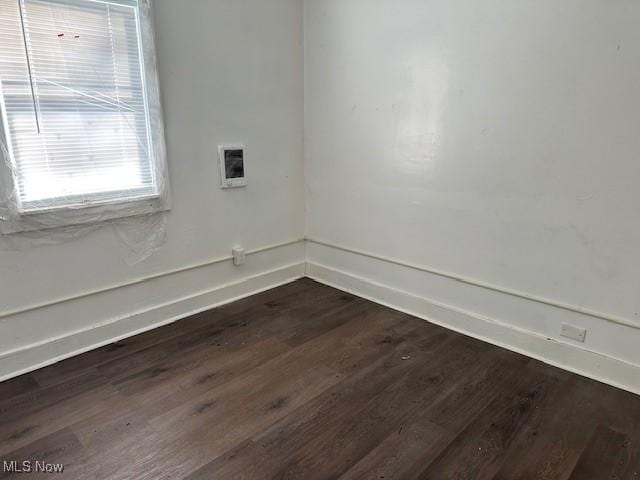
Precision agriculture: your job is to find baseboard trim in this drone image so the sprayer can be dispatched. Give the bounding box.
[306,238,640,330]
[0,238,304,320]
[3,235,638,395]
[306,261,640,396]
[0,262,305,382]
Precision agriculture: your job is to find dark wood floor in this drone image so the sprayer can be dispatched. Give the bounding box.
[1,279,639,479]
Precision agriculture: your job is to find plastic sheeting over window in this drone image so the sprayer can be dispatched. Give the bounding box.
[0,0,169,241]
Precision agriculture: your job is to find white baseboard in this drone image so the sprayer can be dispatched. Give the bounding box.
[0,240,305,382]
[3,236,639,396]
[306,259,640,396]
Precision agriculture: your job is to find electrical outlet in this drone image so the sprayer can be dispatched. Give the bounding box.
[232,247,246,266]
[560,324,587,343]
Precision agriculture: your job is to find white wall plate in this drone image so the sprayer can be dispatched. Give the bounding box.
[219,145,247,188]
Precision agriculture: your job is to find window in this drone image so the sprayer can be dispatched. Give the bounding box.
[0,0,168,233]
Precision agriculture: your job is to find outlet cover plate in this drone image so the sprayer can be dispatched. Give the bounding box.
[561,324,587,343]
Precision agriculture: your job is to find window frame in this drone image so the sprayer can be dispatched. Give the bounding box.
[0,0,170,235]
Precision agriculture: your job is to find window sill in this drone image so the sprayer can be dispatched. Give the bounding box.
[0,193,171,235]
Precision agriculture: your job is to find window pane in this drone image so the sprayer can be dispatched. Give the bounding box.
[0,0,156,212]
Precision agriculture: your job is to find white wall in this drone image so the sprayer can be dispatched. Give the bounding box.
[304,0,640,388]
[0,0,305,379]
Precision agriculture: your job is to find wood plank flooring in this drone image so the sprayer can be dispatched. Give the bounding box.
[1,278,639,479]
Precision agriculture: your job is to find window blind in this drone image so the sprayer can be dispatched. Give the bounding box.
[0,0,156,213]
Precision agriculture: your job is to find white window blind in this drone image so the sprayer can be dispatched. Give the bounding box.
[0,0,158,213]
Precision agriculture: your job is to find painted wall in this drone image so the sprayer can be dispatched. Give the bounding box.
[0,0,305,378]
[304,0,640,371]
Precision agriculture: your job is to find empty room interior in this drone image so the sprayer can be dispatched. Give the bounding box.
[1,0,640,478]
